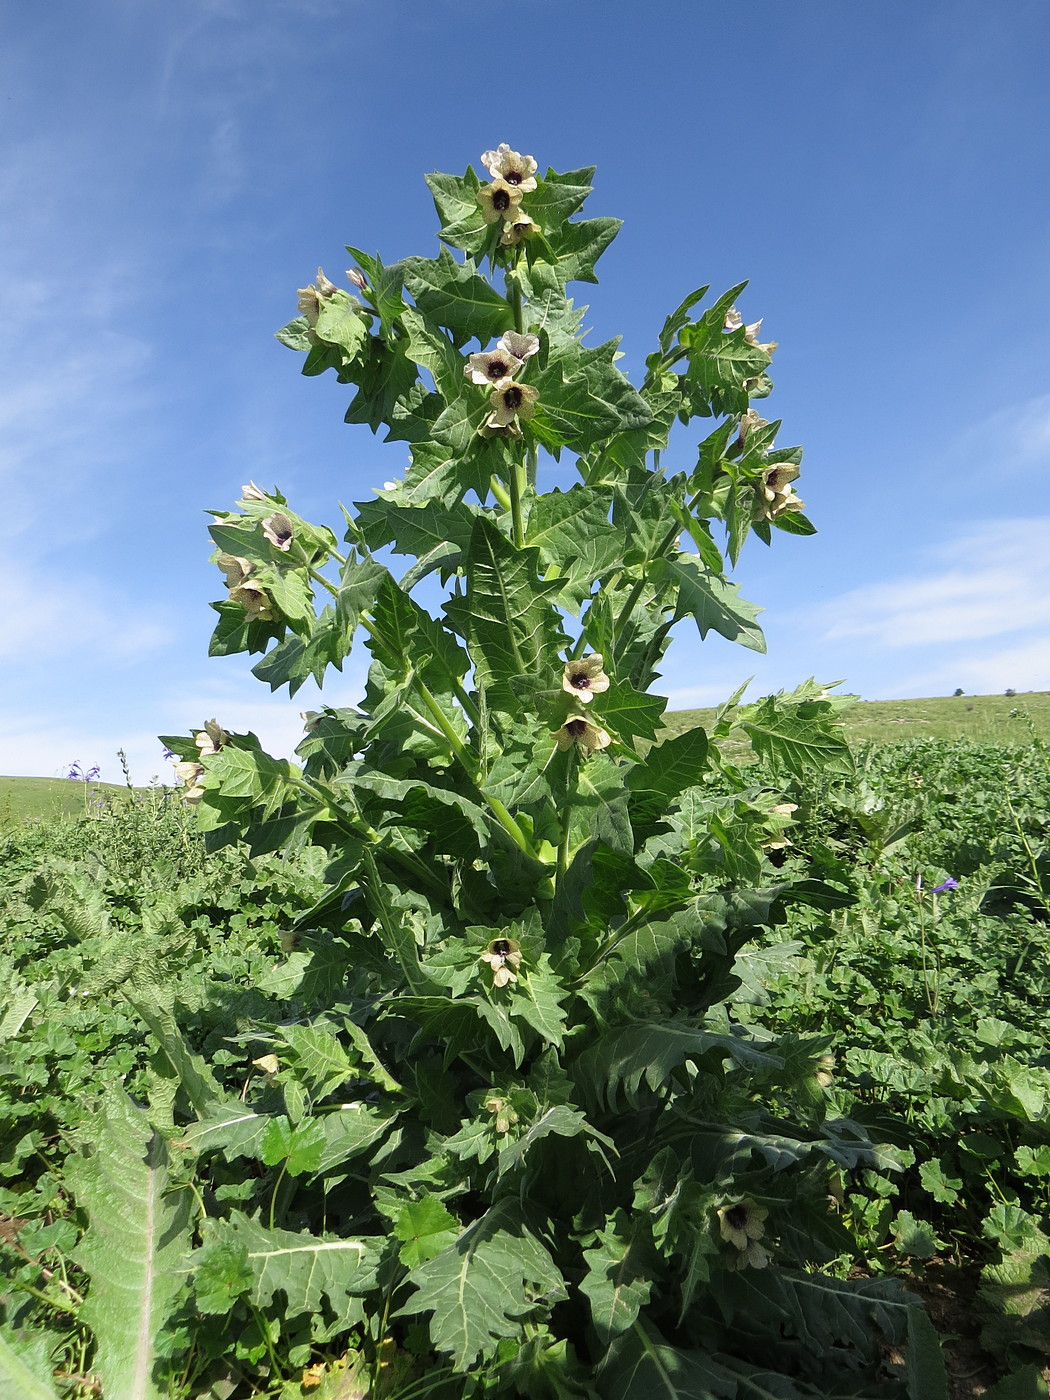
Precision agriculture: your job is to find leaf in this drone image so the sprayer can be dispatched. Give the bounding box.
[67,1091,193,1400]
[906,1306,949,1400]
[590,678,668,745]
[395,1196,461,1268]
[575,1018,778,1110]
[496,1105,609,1180]
[444,517,567,706]
[260,1116,327,1176]
[402,248,513,344]
[400,1202,563,1369]
[738,694,854,778]
[599,1326,737,1400]
[0,1332,62,1400]
[651,554,766,652]
[524,486,625,611]
[0,988,37,1041]
[580,1210,657,1342]
[211,1212,379,1326]
[982,1367,1050,1400]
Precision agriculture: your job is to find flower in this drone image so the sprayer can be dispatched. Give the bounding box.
[195,720,229,756]
[497,330,540,363]
[173,758,206,805]
[296,268,337,325]
[479,937,522,989]
[561,654,610,704]
[216,553,255,589]
[500,213,536,246]
[477,179,523,225]
[814,1052,836,1088]
[252,1053,280,1076]
[738,409,769,445]
[754,463,804,522]
[261,511,295,552]
[744,318,777,354]
[464,347,524,387]
[724,306,743,332]
[241,481,267,502]
[932,877,959,893]
[552,716,612,752]
[480,144,538,192]
[229,580,275,621]
[346,266,368,290]
[717,1200,770,1269]
[487,380,539,427]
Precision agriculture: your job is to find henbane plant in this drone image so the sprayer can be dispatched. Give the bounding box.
[147,144,949,1394]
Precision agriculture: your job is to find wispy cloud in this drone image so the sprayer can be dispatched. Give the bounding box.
[815,519,1050,647]
[0,560,172,664]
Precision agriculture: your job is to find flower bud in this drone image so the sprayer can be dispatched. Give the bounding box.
[346,267,368,290]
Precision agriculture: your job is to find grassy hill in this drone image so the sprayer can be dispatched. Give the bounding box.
[0,776,144,827]
[3,692,1048,827]
[659,689,1050,746]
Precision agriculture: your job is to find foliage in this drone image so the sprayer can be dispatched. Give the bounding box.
[0,147,970,1398]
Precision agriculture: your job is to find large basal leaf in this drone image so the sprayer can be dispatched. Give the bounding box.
[67,1091,193,1400]
[0,1332,62,1400]
[208,1212,380,1327]
[599,1325,738,1400]
[574,1018,779,1110]
[580,1210,658,1343]
[399,1202,564,1369]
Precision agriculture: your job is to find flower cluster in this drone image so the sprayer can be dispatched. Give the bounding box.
[551,655,612,752]
[466,330,541,437]
[755,463,804,522]
[171,720,229,804]
[477,144,538,246]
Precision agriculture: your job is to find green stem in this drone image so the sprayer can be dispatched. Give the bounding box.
[508,270,524,335]
[556,748,576,891]
[490,475,512,510]
[308,564,340,598]
[526,440,538,491]
[268,1158,289,1230]
[509,451,527,550]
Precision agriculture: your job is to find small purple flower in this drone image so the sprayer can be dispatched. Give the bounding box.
[931,878,959,893]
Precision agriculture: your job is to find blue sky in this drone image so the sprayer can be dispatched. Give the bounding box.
[2,0,1049,783]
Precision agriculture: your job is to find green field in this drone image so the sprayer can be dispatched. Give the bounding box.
[662,688,1050,746]
[0,775,145,826]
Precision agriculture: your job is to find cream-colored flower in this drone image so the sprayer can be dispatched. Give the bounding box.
[738,409,769,444]
[241,481,267,502]
[724,306,744,332]
[552,716,612,752]
[723,1239,771,1271]
[174,759,204,787]
[477,179,523,225]
[479,937,522,989]
[497,330,540,363]
[216,553,255,589]
[252,1053,280,1075]
[481,144,538,192]
[814,1053,836,1088]
[561,655,610,704]
[464,347,523,387]
[745,318,777,354]
[297,285,321,326]
[500,213,536,246]
[488,380,539,427]
[261,511,295,552]
[195,719,229,756]
[229,580,275,621]
[314,267,338,297]
[755,463,803,522]
[718,1200,768,1254]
